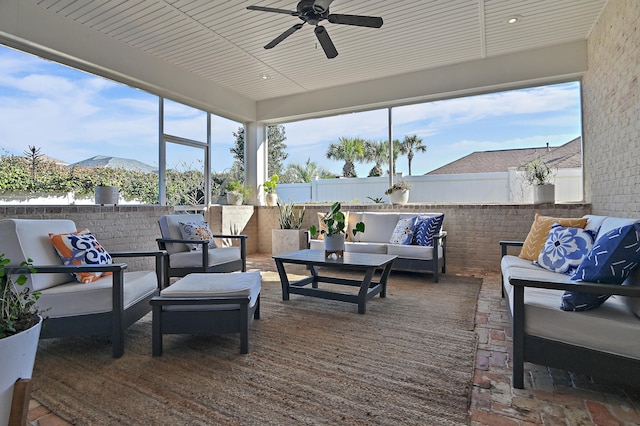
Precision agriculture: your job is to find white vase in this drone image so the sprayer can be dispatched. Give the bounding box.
[389,190,409,205]
[266,193,278,207]
[0,316,42,425]
[94,185,119,205]
[226,192,243,205]
[324,233,345,258]
[533,184,555,204]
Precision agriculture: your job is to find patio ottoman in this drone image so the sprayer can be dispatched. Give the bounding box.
[150,271,261,355]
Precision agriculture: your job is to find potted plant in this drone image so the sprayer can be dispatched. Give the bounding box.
[310,202,365,258]
[263,174,279,206]
[0,254,42,425]
[225,181,249,205]
[523,158,556,203]
[272,201,307,255]
[385,180,411,205]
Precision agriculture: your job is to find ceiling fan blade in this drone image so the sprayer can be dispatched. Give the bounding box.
[247,5,297,16]
[264,23,304,49]
[328,14,383,28]
[314,26,338,59]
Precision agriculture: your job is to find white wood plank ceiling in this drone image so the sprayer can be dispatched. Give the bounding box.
[32,0,606,104]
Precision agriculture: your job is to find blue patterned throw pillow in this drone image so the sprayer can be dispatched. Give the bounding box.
[412,214,444,247]
[389,217,417,245]
[537,225,594,274]
[561,223,640,311]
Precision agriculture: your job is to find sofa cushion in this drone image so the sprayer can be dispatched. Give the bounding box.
[519,213,588,260]
[169,247,242,269]
[178,221,218,251]
[537,225,594,274]
[413,214,444,247]
[49,229,113,284]
[387,243,441,260]
[344,242,388,255]
[354,213,399,243]
[389,217,417,245]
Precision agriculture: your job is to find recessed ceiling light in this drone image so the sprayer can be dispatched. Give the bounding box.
[261,74,269,80]
[507,15,522,24]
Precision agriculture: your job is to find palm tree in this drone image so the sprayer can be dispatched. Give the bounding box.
[281,158,334,183]
[398,134,427,176]
[326,137,366,178]
[364,140,400,177]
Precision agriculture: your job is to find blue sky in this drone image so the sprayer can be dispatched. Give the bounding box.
[0,45,582,177]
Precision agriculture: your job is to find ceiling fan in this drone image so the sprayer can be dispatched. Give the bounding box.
[247,0,383,59]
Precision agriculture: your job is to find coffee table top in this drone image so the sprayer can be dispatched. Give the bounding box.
[273,249,396,268]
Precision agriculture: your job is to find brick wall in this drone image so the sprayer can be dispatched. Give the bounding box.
[0,205,172,271]
[582,0,640,217]
[255,203,591,273]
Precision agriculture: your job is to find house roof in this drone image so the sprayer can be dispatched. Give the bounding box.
[427,137,581,175]
[0,1,606,123]
[70,156,157,173]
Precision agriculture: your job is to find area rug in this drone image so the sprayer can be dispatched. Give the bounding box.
[32,269,481,425]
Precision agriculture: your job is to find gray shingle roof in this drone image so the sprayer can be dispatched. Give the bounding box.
[427,137,581,175]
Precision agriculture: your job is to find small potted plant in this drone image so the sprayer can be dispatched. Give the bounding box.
[310,202,365,258]
[0,254,42,425]
[523,158,556,203]
[385,180,411,205]
[272,201,307,255]
[225,181,249,205]
[263,174,279,206]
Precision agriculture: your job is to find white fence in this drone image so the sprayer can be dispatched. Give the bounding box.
[276,169,583,204]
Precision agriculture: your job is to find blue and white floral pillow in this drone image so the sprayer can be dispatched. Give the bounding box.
[389,217,417,245]
[536,225,594,274]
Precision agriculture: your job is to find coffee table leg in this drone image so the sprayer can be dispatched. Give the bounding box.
[357,268,376,314]
[274,259,290,301]
[309,264,319,288]
[379,261,394,298]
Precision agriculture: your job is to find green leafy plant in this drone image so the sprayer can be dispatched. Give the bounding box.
[0,254,40,338]
[226,181,251,197]
[277,201,306,229]
[310,202,365,238]
[263,174,279,194]
[523,158,555,185]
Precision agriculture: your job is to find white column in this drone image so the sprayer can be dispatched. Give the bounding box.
[244,121,267,205]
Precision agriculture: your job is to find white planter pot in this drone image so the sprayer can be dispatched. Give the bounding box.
[324,233,345,258]
[94,185,119,205]
[226,192,243,205]
[272,229,308,256]
[389,190,409,205]
[534,184,555,204]
[0,316,42,425]
[266,193,278,207]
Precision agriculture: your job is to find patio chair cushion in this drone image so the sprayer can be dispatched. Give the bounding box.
[0,219,77,291]
[158,214,208,255]
[168,247,242,268]
[49,229,113,283]
[177,221,218,251]
[39,271,158,318]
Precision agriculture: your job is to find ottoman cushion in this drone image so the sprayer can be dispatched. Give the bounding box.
[161,271,261,307]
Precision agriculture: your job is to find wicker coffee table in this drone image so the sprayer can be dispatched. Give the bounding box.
[272,249,396,314]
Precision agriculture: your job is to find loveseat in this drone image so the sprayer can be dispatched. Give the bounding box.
[500,214,640,389]
[309,211,446,282]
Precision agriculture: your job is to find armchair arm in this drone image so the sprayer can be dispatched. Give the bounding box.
[110,250,167,290]
[500,240,524,257]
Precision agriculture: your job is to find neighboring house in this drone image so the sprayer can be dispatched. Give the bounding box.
[427,137,581,175]
[70,155,157,173]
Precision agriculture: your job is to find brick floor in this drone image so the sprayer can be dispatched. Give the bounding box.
[25,256,640,425]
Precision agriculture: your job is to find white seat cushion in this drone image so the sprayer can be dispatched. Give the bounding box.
[169,247,241,268]
[344,242,388,255]
[387,244,441,260]
[38,271,158,318]
[161,271,261,308]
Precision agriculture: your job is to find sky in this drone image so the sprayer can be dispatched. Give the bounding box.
[0,45,582,177]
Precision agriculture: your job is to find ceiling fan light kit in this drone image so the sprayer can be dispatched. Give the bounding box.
[247,0,383,59]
